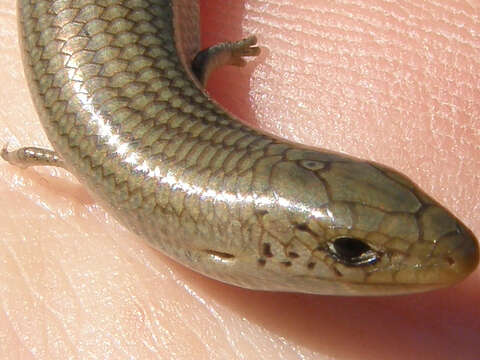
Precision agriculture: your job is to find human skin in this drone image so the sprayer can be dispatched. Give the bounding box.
[0,0,479,359]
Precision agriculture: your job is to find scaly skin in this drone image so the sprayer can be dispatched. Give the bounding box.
[12,0,478,295]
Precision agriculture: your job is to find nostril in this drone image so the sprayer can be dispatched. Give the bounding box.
[446,256,455,266]
[296,223,309,232]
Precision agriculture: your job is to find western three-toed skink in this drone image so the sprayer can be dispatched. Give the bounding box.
[3,0,478,295]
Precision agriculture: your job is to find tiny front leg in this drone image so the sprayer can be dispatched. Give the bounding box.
[192,35,261,86]
[1,145,65,169]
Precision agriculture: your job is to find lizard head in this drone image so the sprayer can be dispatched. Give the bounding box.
[251,149,478,295]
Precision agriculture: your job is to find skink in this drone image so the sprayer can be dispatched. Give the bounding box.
[2,0,478,296]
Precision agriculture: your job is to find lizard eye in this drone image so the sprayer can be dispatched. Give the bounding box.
[328,237,378,266]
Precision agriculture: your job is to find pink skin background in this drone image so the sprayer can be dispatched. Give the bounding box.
[0,0,479,359]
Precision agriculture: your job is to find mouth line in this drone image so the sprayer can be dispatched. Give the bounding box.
[293,273,468,288]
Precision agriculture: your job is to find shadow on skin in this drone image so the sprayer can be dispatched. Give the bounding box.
[176,260,480,360]
[7,167,95,206]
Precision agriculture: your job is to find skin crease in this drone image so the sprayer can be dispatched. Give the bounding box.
[0,0,478,359]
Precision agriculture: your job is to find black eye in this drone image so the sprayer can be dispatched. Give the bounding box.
[328,237,378,266]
